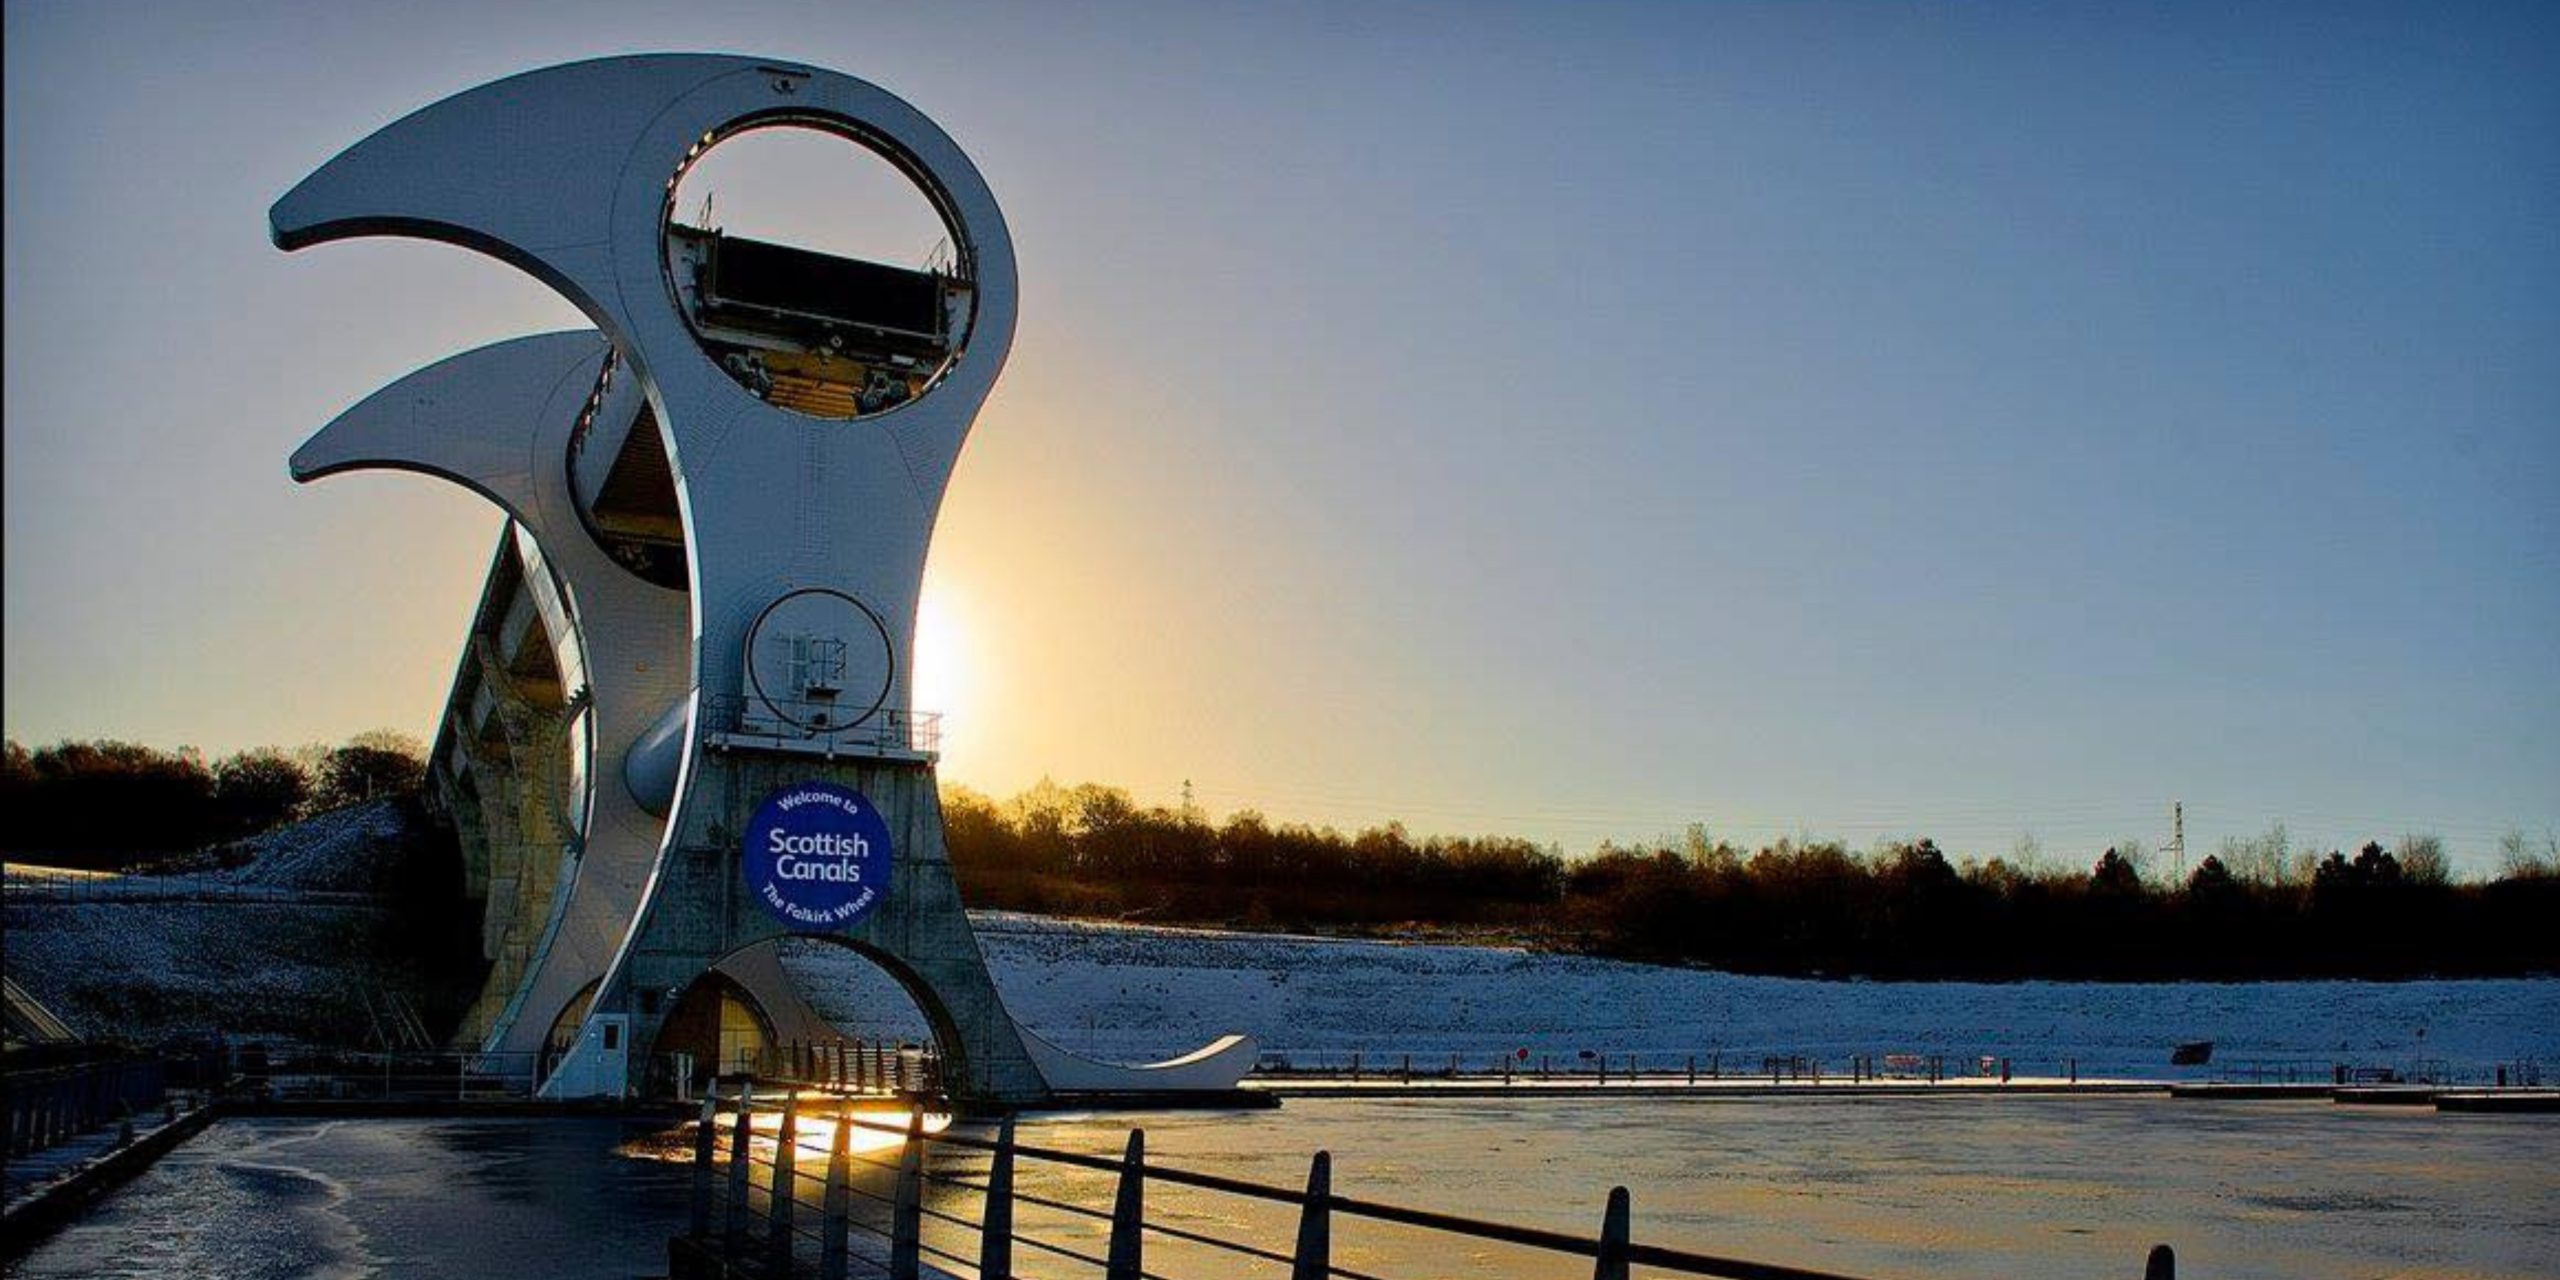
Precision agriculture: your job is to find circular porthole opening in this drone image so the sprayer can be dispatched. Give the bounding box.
[664,123,974,420]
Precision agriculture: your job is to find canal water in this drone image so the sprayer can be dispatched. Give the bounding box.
[7,1097,2553,1280]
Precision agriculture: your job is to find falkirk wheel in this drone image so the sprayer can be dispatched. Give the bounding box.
[278,54,1254,1106]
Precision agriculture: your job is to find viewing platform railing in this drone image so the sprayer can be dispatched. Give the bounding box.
[699,694,942,760]
[673,1080,2184,1280]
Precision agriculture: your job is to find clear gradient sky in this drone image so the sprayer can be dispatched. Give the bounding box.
[6,1,2555,872]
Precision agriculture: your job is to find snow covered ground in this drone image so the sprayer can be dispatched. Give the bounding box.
[785,914,2560,1081]
[4,802,417,1044]
[13,803,2554,1082]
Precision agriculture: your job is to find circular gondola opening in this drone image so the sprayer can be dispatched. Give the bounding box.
[664,123,974,421]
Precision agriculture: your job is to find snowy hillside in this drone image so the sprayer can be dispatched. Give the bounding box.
[13,799,2555,1080]
[786,914,2560,1081]
[3,801,443,1046]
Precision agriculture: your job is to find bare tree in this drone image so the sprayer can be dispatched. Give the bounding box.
[2394,833,2451,886]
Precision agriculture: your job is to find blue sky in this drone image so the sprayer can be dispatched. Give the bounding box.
[6,1,2554,872]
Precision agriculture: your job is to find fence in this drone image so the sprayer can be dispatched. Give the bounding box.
[673,1081,2183,1280]
[698,695,942,759]
[756,1039,945,1099]
[2,864,377,906]
[3,1056,171,1161]
[1253,1049,2058,1086]
[1249,1047,2552,1091]
[228,1047,546,1102]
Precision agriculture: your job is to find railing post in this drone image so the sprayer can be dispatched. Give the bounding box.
[1291,1150,1331,1280]
[856,1039,871,1093]
[2144,1243,2176,1280]
[890,1108,925,1279]
[725,1084,754,1252]
[767,1092,801,1276]
[1106,1129,1145,1280]
[1593,1185,1631,1280]
[688,1084,718,1238]
[819,1104,853,1280]
[979,1117,1016,1280]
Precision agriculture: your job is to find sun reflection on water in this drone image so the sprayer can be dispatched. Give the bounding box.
[622,1097,953,1165]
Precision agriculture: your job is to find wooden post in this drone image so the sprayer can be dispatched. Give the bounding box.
[1105,1129,1145,1280]
[819,1103,853,1280]
[1593,1186,1631,1280]
[724,1084,754,1252]
[1291,1151,1332,1280]
[856,1039,871,1093]
[980,1117,1016,1280]
[2144,1244,2176,1279]
[767,1093,800,1276]
[890,1109,925,1279]
[689,1085,718,1237]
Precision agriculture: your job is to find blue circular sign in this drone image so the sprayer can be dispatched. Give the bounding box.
[743,781,893,929]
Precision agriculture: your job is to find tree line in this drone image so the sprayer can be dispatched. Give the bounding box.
[1557,826,2557,980]
[942,780,1562,929]
[1,733,427,867]
[943,782,2558,979]
[8,738,2552,980]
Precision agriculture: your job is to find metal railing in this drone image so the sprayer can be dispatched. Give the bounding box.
[758,1039,945,1099]
[3,1056,174,1162]
[673,1080,2184,1280]
[1248,1047,2554,1092]
[1,864,380,905]
[227,1048,544,1102]
[699,694,942,759]
[1252,1049,2068,1087]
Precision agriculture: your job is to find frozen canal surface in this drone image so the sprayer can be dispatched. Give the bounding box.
[10,1100,2555,1280]
[4,1117,692,1280]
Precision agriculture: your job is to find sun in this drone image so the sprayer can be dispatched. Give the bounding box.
[910,583,974,732]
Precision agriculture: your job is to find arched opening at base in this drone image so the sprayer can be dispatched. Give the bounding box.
[776,938,938,1047]
[639,936,961,1096]
[655,969,777,1092]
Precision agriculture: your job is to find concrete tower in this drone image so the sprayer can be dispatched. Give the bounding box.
[278,55,1251,1107]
